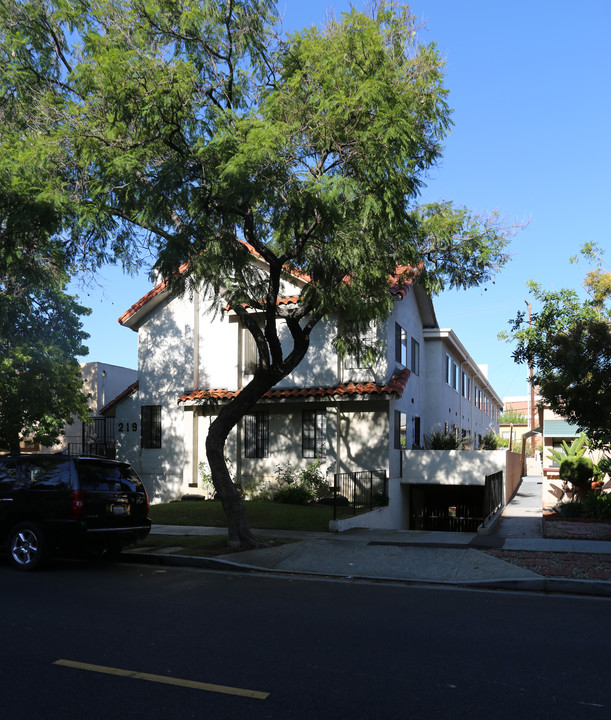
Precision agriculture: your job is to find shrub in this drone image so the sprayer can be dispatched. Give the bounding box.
[481,431,500,450]
[271,458,331,504]
[582,492,611,521]
[559,456,595,499]
[424,430,465,450]
[272,484,316,505]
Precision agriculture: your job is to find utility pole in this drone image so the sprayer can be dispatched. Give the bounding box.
[525,300,537,456]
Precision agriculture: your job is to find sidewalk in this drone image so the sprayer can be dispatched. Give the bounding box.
[129,478,611,597]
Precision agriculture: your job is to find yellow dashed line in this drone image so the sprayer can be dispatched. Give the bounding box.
[53,659,269,700]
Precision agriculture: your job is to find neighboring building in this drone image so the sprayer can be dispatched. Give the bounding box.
[105,257,502,504]
[53,362,138,457]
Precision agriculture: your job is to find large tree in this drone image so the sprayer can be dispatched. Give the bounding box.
[0,190,91,453]
[1,0,513,545]
[503,243,611,450]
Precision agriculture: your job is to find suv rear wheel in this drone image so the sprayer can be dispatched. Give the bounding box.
[8,522,48,571]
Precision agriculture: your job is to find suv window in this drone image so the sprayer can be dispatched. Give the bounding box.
[76,460,145,493]
[0,458,20,490]
[22,458,73,490]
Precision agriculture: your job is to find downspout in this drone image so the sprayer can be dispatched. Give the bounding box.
[191,289,200,488]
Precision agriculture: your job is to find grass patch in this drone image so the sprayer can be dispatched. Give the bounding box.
[130,533,297,557]
[149,500,333,533]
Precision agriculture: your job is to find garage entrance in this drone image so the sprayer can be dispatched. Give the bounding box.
[409,484,485,533]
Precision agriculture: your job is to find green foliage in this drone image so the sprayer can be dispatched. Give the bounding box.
[582,492,611,521]
[0,0,514,541]
[271,458,331,504]
[559,456,595,494]
[424,430,466,450]
[597,456,611,479]
[272,484,316,506]
[502,245,611,449]
[546,433,589,466]
[480,431,500,450]
[499,410,527,424]
[1,0,511,358]
[0,187,91,452]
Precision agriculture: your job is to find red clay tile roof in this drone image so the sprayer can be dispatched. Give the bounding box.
[119,263,189,326]
[119,242,419,326]
[178,367,410,405]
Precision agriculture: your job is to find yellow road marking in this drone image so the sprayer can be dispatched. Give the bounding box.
[53,659,269,700]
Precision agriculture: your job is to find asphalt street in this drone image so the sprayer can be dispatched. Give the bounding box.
[1,558,610,719]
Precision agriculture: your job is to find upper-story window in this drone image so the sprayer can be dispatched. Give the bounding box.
[345,322,376,370]
[462,372,471,400]
[445,354,459,391]
[394,410,407,449]
[243,328,259,376]
[410,338,420,375]
[395,323,408,366]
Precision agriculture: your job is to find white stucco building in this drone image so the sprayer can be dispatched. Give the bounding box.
[103,258,502,506]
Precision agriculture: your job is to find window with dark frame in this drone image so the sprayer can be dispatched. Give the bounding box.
[141,405,162,449]
[244,412,269,458]
[395,323,408,366]
[302,409,327,458]
[243,329,259,376]
[394,410,407,449]
[345,322,376,369]
[411,338,420,375]
[413,416,421,447]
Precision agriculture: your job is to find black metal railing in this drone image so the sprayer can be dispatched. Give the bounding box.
[483,471,503,521]
[333,470,388,520]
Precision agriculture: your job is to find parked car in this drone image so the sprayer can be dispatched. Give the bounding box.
[0,453,151,570]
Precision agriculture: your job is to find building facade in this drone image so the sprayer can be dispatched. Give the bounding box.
[106,266,502,503]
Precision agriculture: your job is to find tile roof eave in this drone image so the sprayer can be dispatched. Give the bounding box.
[100,380,139,415]
[178,367,410,406]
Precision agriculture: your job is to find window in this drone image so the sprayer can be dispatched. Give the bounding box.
[463,372,472,400]
[395,323,408,366]
[141,405,162,449]
[345,322,376,369]
[394,411,407,449]
[302,410,327,458]
[0,459,19,489]
[245,412,269,458]
[410,338,420,375]
[243,329,259,375]
[445,354,451,385]
[412,416,421,447]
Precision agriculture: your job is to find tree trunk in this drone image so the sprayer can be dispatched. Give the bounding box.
[205,377,277,548]
[204,335,312,547]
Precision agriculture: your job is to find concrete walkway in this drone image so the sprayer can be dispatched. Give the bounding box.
[137,478,611,596]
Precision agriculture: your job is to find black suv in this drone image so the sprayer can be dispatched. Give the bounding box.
[0,453,151,570]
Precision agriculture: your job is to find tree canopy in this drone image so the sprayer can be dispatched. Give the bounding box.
[0,189,91,453]
[503,244,611,450]
[1,0,514,544]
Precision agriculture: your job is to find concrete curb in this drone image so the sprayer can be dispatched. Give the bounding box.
[121,551,611,597]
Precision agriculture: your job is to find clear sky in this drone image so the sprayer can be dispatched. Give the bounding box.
[71,0,611,401]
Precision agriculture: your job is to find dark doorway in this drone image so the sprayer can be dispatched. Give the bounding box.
[409,484,484,532]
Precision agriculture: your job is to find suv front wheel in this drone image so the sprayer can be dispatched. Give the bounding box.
[8,522,48,571]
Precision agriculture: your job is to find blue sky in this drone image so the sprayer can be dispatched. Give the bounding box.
[71,0,611,401]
